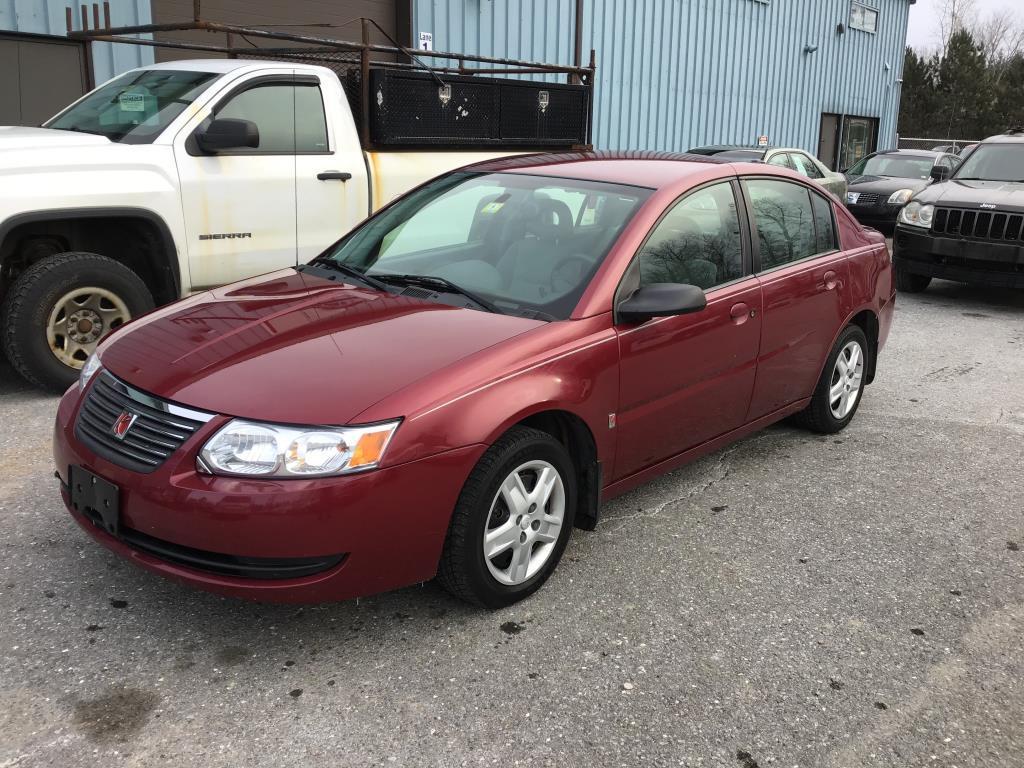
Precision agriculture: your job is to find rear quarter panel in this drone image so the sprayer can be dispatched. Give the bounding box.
[837,208,894,351]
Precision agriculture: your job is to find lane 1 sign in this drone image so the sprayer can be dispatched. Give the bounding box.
[757,135,769,147]
[418,31,433,51]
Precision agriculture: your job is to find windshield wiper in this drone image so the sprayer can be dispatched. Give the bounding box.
[307,259,392,293]
[374,273,502,314]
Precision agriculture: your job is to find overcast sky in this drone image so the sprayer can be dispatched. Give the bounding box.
[906,0,1023,50]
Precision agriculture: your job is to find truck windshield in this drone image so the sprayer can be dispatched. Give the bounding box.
[321,171,651,321]
[44,70,217,144]
[954,144,1024,182]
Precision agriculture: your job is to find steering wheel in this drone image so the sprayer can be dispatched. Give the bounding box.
[550,255,593,295]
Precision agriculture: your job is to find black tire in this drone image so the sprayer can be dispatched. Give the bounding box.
[895,265,931,293]
[1,252,153,393]
[794,325,869,434]
[437,426,577,608]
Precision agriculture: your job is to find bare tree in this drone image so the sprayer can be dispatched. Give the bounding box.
[975,8,1024,81]
[936,0,977,55]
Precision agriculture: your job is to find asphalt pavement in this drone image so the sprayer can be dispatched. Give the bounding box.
[1,279,1022,768]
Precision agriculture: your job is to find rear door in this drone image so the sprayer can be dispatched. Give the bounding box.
[613,180,762,480]
[742,177,851,420]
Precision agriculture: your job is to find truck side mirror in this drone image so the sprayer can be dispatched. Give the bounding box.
[930,165,951,182]
[194,118,260,153]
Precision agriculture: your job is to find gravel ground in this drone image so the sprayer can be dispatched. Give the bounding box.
[1,279,1022,768]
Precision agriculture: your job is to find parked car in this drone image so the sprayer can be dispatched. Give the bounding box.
[893,128,1024,292]
[843,149,961,233]
[53,152,894,607]
[0,57,586,392]
[689,145,847,198]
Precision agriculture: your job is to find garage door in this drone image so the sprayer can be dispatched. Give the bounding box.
[0,33,89,126]
[150,0,407,61]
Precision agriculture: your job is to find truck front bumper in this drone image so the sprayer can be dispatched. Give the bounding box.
[893,225,1024,289]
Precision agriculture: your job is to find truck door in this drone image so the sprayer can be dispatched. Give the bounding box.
[173,72,303,290]
[292,76,370,262]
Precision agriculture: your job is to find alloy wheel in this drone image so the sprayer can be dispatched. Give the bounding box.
[482,460,566,586]
[829,340,864,419]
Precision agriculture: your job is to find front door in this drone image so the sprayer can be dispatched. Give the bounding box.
[742,178,851,420]
[818,113,840,170]
[174,72,302,290]
[614,180,762,481]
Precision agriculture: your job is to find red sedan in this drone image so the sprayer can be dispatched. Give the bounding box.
[53,152,894,607]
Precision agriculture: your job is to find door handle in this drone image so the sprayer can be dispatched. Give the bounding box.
[317,171,352,181]
[729,302,750,325]
[822,270,840,291]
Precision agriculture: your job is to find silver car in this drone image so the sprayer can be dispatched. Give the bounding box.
[689,145,848,199]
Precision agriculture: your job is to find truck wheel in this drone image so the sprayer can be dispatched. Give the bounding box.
[1,252,153,393]
[437,426,576,608]
[895,266,931,293]
[793,325,869,434]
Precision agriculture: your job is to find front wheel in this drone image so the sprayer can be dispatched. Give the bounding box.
[437,426,576,608]
[794,325,869,434]
[895,265,931,293]
[1,252,153,392]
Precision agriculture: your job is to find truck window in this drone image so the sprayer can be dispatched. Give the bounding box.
[45,69,217,144]
[214,83,328,154]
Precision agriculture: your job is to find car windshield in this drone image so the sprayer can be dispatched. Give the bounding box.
[847,155,935,180]
[45,70,217,144]
[321,171,651,320]
[953,143,1024,182]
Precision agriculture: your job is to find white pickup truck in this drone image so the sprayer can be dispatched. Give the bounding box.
[0,59,577,391]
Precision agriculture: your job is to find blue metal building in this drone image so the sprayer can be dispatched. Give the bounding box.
[1,0,913,169]
[412,0,913,168]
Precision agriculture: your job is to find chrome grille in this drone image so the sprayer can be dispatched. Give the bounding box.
[852,192,881,206]
[75,372,214,473]
[932,206,1024,242]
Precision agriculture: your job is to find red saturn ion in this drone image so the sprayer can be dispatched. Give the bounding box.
[53,152,894,608]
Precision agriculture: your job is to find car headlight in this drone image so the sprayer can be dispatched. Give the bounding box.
[898,202,934,228]
[198,419,401,478]
[888,189,914,205]
[79,353,102,391]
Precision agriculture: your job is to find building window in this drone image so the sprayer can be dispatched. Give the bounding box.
[850,2,878,33]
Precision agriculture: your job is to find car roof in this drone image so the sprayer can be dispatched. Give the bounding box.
[463,151,734,188]
[690,144,770,154]
[980,128,1024,144]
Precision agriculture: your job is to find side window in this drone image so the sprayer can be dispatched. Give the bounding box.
[745,178,816,270]
[637,182,744,290]
[811,192,838,253]
[792,153,824,179]
[295,85,328,152]
[767,153,794,170]
[216,84,296,153]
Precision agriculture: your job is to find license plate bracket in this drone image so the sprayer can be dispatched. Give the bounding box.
[69,465,120,536]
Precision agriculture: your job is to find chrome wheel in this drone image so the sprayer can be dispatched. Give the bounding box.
[45,287,131,369]
[483,460,566,586]
[829,340,864,419]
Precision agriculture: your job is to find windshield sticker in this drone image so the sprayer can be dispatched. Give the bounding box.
[118,92,146,112]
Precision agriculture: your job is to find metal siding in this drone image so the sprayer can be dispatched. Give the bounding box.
[412,0,910,153]
[0,0,153,84]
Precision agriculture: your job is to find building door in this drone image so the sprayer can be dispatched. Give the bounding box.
[838,116,879,171]
[818,113,840,170]
[0,33,88,126]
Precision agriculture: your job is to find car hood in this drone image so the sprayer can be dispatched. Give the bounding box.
[845,175,929,196]
[913,179,1024,210]
[0,125,112,150]
[97,269,545,424]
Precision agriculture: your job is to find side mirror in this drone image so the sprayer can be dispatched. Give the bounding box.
[617,283,707,324]
[195,118,259,153]
[930,165,951,182]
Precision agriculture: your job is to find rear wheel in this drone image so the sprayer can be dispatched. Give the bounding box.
[895,265,931,293]
[1,252,153,392]
[794,325,868,434]
[438,426,576,608]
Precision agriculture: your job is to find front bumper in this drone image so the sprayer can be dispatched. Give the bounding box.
[846,203,902,233]
[53,384,485,603]
[893,225,1024,288]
